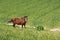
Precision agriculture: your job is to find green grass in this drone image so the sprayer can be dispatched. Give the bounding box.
[0,0,60,27]
[0,0,60,40]
[0,24,60,40]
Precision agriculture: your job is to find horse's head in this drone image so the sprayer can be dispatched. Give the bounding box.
[23,16,28,22]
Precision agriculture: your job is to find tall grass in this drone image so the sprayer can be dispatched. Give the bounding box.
[0,24,60,40]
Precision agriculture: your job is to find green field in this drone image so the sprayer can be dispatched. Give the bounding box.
[0,0,60,40]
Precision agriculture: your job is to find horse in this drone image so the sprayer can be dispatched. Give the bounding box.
[8,16,28,28]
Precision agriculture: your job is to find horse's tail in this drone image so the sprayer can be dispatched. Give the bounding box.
[8,19,13,23]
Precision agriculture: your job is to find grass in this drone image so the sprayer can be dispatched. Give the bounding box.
[0,0,60,40]
[0,24,60,40]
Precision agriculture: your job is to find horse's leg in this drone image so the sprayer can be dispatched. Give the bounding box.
[13,24,15,28]
[24,24,26,28]
[22,25,23,28]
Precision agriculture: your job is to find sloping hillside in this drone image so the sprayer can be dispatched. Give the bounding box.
[0,0,60,28]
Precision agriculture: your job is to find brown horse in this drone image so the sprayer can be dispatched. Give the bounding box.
[8,16,28,28]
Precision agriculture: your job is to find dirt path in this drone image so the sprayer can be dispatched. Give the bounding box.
[50,28,60,32]
[1,23,60,32]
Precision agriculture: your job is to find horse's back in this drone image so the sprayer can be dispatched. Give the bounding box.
[12,18,25,24]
